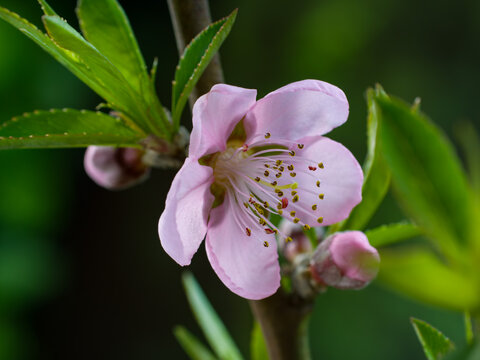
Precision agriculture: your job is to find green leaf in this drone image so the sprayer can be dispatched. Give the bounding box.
[41,15,149,126]
[0,109,143,149]
[182,272,243,360]
[171,10,237,128]
[374,92,470,255]
[411,318,454,360]
[378,247,479,310]
[76,0,148,95]
[339,86,391,231]
[365,222,422,248]
[0,7,154,133]
[250,321,268,360]
[37,0,57,16]
[173,326,218,360]
[447,342,480,360]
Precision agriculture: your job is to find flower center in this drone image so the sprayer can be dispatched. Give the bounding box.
[212,132,325,247]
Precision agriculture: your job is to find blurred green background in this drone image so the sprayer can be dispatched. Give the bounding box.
[0,0,478,359]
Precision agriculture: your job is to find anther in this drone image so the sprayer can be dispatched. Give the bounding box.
[286,237,293,242]
[287,165,294,171]
[312,204,317,210]
[276,160,283,166]
[309,166,317,171]
[297,144,304,149]
[281,198,289,208]
[276,173,282,178]
[264,170,270,177]
[318,162,324,168]
[292,195,299,203]
[263,241,270,247]
[255,177,261,182]
[290,211,296,217]
[289,150,296,156]
[246,228,252,236]
[263,201,269,208]
[317,217,324,224]
[293,217,300,223]
[271,181,278,186]
[265,229,275,234]
[242,144,248,152]
[278,209,283,215]
[291,191,297,196]
[265,132,271,139]
[290,172,296,177]
[303,224,311,230]
[243,202,249,208]
[277,191,284,197]
[279,166,285,172]
[264,164,270,168]
[319,194,324,200]
[259,219,267,226]
[316,180,320,187]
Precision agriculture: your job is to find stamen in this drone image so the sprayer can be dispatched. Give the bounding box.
[312,204,317,210]
[309,166,317,171]
[290,211,296,217]
[281,198,289,208]
[297,144,304,149]
[293,218,300,223]
[264,170,270,177]
[255,177,261,182]
[287,164,294,171]
[319,194,324,200]
[292,195,299,203]
[303,224,311,230]
[264,132,271,139]
[275,173,282,178]
[286,237,293,242]
[317,217,324,223]
[246,228,252,236]
[316,180,320,187]
[318,162,324,168]
[289,150,295,156]
[291,190,297,196]
[263,241,269,247]
[265,229,275,234]
[290,172,296,177]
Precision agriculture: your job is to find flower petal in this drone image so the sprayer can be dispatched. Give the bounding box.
[205,193,281,299]
[158,158,215,266]
[244,80,348,141]
[189,84,257,159]
[287,136,363,226]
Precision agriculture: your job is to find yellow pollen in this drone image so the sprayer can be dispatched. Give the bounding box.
[290,211,296,217]
[276,173,282,178]
[303,224,311,230]
[277,191,284,197]
[264,164,270,168]
[290,172,296,177]
[312,204,317,210]
[246,228,251,236]
[289,150,296,156]
[279,166,285,172]
[263,241,269,247]
[255,177,261,182]
[274,229,278,234]
[271,181,278,186]
[298,144,304,149]
[244,202,249,208]
[286,236,293,242]
[316,180,320,187]
[265,132,271,139]
[263,201,269,208]
[278,209,283,215]
[292,195,299,203]
[287,164,294,171]
[319,194,324,200]
[318,162,324,168]
[317,217,324,223]
[293,217,300,223]
[259,219,267,226]
[276,160,283,166]
[291,190,297,196]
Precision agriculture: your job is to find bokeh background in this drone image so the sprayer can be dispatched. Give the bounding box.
[0,0,478,359]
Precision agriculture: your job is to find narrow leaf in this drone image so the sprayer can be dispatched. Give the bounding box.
[182,272,243,360]
[250,321,268,360]
[365,222,421,248]
[375,93,470,253]
[172,10,237,128]
[76,0,149,94]
[173,326,218,360]
[41,15,147,126]
[340,86,391,231]
[37,0,57,16]
[0,109,143,149]
[411,318,454,360]
[378,247,479,310]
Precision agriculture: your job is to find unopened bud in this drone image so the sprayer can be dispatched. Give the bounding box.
[84,146,150,190]
[279,221,314,262]
[310,231,379,290]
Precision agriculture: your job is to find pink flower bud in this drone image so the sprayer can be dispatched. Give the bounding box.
[310,231,379,290]
[279,221,314,262]
[84,146,150,190]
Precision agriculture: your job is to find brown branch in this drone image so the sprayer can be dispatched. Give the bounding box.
[167,0,224,107]
[167,2,313,358]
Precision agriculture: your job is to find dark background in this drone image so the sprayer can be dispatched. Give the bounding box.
[0,0,478,359]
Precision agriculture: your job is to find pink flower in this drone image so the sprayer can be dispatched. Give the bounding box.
[310,231,380,290]
[158,80,363,299]
[84,146,150,190]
